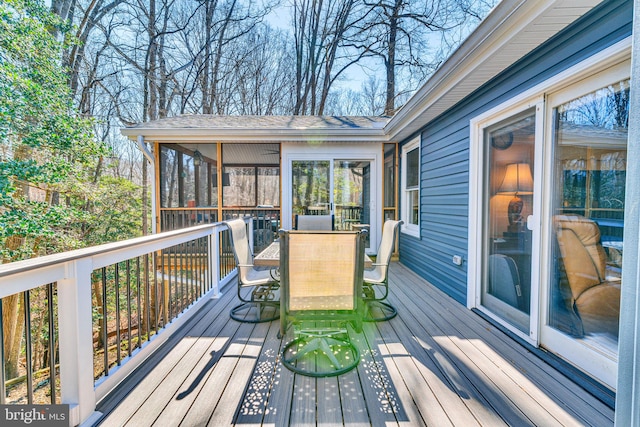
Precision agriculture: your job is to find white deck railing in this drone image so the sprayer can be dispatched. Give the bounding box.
[0,220,253,426]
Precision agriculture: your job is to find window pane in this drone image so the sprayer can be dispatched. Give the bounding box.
[549,79,628,353]
[292,160,330,215]
[482,108,536,334]
[384,144,396,208]
[223,166,256,206]
[160,146,179,208]
[257,167,280,206]
[409,190,419,225]
[406,148,419,188]
[183,154,196,207]
[197,164,209,206]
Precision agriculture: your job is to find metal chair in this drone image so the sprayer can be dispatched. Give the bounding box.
[279,229,366,377]
[294,214,334,230]
[225,218,279,323]
[363,220,402,322]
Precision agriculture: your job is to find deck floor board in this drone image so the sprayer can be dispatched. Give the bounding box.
[95,262,614,426]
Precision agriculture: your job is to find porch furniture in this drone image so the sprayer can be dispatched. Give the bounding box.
[278,229,367,377]
[337,205,362,230]
[254,239,373,268]
[363,219,402,321]
[225,218,279,323]
[554,215,621,337]
[488,254,525,311]
[295,214,334,230]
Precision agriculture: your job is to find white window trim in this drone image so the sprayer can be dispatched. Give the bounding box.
[401,137,420,237]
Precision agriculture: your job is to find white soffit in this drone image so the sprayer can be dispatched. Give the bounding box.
[386,0,602,142]
[121,115,389,143]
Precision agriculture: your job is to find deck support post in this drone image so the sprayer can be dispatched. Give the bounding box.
[58,258,97,426]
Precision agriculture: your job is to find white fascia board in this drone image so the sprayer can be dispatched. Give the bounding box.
[385,0,600,142]
[120,127,389,143]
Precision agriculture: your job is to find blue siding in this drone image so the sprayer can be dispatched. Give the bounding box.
[399,0,633,304]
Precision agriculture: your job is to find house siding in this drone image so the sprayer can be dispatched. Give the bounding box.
[399,0,633,304]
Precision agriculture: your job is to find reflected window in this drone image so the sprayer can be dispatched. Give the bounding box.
[550,79,628,350]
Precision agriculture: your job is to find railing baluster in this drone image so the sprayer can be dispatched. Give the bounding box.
[154,252,160,331]
[126,260,132,358]
[102,267,108,376]
[115,263,121,366]
[23,291,33,404]
[168,245,173,320]
[47,282,57,404]
[136,257,142,349]
[144,254,151,340]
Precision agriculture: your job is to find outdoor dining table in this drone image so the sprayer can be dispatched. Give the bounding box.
[254,240,373,268]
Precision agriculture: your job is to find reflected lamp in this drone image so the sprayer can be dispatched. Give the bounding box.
[498,163,533,231]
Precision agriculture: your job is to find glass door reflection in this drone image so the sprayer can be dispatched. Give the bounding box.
[482,109,536,334]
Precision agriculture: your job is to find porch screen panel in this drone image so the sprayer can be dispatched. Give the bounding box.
[160,146,179,208]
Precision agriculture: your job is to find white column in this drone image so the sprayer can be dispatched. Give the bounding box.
[58,258,97,426]
[615,2,640,425]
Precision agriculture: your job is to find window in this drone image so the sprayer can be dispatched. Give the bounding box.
[222,144,280,207]
[401,137,420,237]
[159,144,217,208]
[548,78,629,352]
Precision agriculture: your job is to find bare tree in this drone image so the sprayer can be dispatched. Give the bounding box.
[292,0,365,115]
[352,0,497,115]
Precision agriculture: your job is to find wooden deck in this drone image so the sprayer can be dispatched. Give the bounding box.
[95,262,614,426]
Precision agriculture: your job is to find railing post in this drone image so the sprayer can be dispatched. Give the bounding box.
[58,258,97,426]
[247,217,255,252]
[209,228,221,298]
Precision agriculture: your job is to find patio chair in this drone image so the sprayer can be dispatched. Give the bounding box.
[279,229,366,377]
[225,218,279,323]
[294,214,334,230]
[363,220,402,322]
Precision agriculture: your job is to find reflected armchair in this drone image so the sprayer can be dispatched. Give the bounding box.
[363,220,402,322]
[279,229,366,377]
[554,215,620,337]
[225,218,279,323]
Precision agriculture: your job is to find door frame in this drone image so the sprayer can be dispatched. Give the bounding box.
[468,39,631,388]
[281,142,382,254]
[468,95,545,346]
[537,60,631,390]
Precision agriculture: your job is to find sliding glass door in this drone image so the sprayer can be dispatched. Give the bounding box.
[481,109,537,335]
[290,157,375,249]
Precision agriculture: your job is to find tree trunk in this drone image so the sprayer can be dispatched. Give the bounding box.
[384,0,401,116]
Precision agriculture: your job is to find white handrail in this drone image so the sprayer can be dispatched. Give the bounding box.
[0,220,249,426]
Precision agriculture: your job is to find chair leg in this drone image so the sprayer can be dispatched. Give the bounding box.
[363,283,396,322]
[364,301,397,322]
[230,283,279,323]
[230,301,279,323]
[281,332,359,377]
